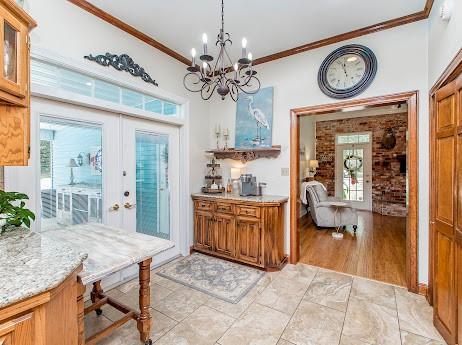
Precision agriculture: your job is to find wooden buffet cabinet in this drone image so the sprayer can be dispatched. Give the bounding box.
[0,266,82,345]
[0,0,36,166]
[192,193,288,270]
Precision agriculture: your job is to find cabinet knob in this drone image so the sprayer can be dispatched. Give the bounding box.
[124,202,136,209]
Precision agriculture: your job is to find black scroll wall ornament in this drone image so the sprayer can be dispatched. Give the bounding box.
[84,53,159,86]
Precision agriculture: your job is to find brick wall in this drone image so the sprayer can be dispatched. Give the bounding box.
[315,112,408,217]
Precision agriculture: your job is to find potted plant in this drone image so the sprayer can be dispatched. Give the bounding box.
[0,191,35,235]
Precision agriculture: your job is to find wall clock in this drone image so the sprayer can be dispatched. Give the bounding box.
[318,44,377,99]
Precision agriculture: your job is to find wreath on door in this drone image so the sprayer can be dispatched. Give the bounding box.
[344,154,363,184]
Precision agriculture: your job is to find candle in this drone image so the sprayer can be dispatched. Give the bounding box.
[241,37,247,59]
[223,128,229,136]
[191,48,196,67]
[215,124,221,134]
[202,33,208,55]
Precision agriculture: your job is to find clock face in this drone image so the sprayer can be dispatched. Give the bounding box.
[326,54,366,90]
[318,45,377,99]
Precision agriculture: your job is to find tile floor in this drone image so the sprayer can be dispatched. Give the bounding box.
[85,259,447,345]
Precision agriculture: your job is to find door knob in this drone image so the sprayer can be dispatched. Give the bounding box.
[110,203,120,211]
[124,202,136,209]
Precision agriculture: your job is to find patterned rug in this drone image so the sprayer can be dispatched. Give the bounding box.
[157,253,264,303]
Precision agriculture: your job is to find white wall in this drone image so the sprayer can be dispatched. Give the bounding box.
[14,0,209,247]
[208,21,430,283]
[428,0,462,86]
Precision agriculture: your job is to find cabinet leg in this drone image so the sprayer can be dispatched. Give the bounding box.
[91,281,104,316]
[77,276,86,345]
[137,258,152,343]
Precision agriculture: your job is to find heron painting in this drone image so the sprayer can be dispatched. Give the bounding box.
[235,86,273,148]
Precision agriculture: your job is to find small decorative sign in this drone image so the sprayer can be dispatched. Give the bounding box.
[84,53,159,86]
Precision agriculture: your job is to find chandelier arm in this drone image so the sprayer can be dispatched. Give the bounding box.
[200,80,220,100]
[183,73,204,92]
[234,76,261,95]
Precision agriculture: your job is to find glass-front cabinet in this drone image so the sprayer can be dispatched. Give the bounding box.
[0,0,34,105]
[0,0,36,166]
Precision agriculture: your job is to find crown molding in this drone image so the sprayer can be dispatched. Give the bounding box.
[68,0,190,65]
[68,0,434,67]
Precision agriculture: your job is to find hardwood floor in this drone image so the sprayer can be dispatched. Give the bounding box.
[299,210,406,286]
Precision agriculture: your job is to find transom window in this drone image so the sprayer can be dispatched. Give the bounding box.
[31,59,179,118]
[337,133,370,144]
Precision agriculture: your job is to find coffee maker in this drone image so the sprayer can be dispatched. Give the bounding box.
[240,174,258,196]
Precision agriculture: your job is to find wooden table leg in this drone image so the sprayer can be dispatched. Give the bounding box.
[91,281,104,316]
[137,258,152,344]
[77,276,86,345]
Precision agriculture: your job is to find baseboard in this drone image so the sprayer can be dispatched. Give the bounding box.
[418,283,428,298]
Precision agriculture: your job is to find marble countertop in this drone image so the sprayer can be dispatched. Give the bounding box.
[0,228,87,309]
[42,223,175,285]
[192,192,289,203]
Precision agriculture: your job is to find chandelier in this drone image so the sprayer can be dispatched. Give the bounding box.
[183,0,261,101]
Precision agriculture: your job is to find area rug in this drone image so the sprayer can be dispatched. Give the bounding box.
[157,253,264,303]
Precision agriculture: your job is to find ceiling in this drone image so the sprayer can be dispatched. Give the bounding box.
[86,0,427,63]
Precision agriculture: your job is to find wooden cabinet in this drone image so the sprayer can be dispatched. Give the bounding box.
[192,195,287,270]
[431,72,462,344]
[0,267,81,345]
[236,217,261,265]
[194,210,214,251]
[215,213,235,257]
[0,0,36,166]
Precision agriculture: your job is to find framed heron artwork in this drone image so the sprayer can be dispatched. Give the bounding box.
[235,86,274,148]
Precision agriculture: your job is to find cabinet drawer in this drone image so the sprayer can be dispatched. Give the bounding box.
[236,205,261,218]
[216,203,234,214]
[195,200,213,211]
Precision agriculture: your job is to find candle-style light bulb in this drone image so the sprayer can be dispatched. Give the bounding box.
[191,48,196,58]
[248,52,253,61]
[202,33,208,56]
[234,63,239,80]
[241,37,247,59]
[202,61,208,74]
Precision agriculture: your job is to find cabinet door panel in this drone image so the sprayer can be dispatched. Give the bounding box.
[0,105,28,165]
[0,313,33,345]
[0,4,27,100]
[236,217,261,265]
[194,211,214,251]
[215,214,235,257]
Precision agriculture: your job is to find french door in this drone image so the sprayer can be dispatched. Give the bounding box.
[28,98,181,264]
[121,116,180,262]
[335,136,372,210]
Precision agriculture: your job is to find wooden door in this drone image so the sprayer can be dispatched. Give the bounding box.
[215,213,235,258]
[194,210,214,251]
[432,78,458,344]
[236,217,261,265]
[456,74,462,345]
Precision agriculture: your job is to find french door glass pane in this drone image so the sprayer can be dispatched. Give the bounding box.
[342,148,364,202]
[39,117,103,230]
[136,131,170,239]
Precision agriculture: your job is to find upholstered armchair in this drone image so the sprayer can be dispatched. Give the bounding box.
[306,184,358,232]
